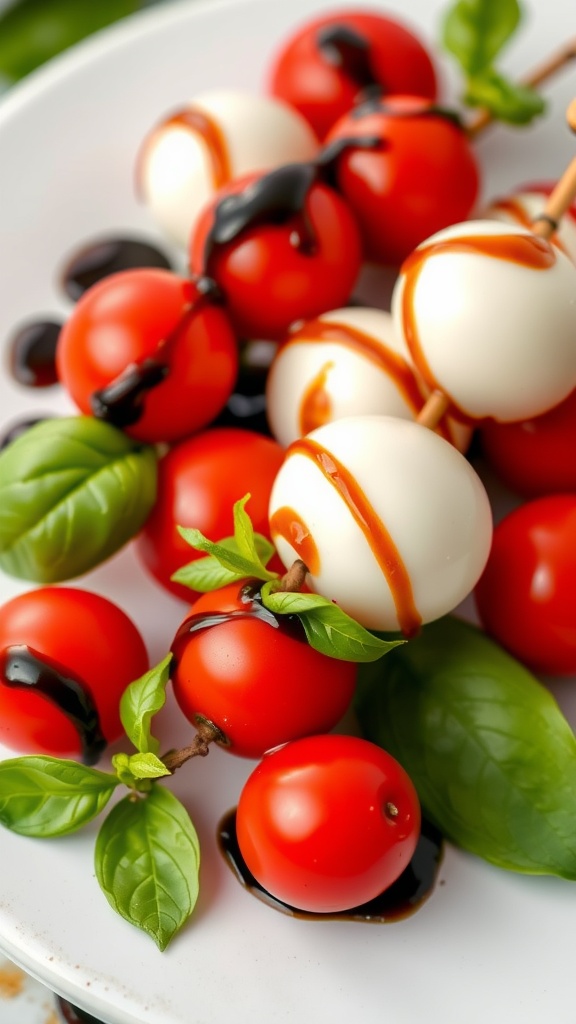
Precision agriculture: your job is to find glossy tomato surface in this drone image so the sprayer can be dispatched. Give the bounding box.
[480,387,576,497]
[136,427,285,601]
[57,268,238,443]
[171,581,357,758]
[190,171,362,339]
[474,495,576,675]
[236,733,421,912]
[0,587,149,760]
[268,9,437,140]
[325,96,480,266]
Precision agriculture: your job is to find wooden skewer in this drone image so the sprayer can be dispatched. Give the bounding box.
[467,37,576,140]
[416,98,576,431]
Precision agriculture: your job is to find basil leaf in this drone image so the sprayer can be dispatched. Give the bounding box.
[0,756,119,837]
[95,786,200,950]
[0,0,140,80]
[465,70,546,124]
[356,616,576,878]
[177,526,278,584]
[441,0,521,76]
[232,494,275,569]
[262,587,403,662]
[124,753,171,780]
[0,417,157,583]
[120,655,172,756]
[172,534,276,591]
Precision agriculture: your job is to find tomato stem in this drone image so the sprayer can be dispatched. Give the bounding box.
[279,558,308,592]
[161,716,226,772]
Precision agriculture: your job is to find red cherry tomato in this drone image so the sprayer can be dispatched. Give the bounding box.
[474,495,576,676]
[236,733,421,912]
[189,169,362,340]
[480,388,576,498]
[324,95,480,266]
[57,268,238,444]
[170,581,357,758]
[268,9,437,140]
[136,427,285,601]
[0,587,149,762]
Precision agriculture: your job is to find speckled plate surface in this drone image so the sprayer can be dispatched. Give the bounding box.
[0,1,575,1022]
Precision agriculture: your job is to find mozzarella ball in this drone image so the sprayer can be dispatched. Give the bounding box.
[484,186,576,265]
[266,307,471,450]
[137,90,319,247]
[268,415,492,634]
[392,220,576,422]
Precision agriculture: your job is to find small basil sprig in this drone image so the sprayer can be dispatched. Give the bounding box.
[0,417,158,582]
[356,616,576,878]
[0,656,201,950]
[174,494,401,663]
[441,0,545,125]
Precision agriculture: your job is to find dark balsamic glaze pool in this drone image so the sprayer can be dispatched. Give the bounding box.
[218,809,443,922]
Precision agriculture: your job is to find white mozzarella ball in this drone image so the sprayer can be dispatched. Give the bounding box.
[265,307,471,450]
[137,90,319,248]
[484,187,576,265]
[268,415,492,634]
[392,220,576,422]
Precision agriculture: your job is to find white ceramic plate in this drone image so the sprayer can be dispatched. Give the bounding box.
[0,1,576,1022]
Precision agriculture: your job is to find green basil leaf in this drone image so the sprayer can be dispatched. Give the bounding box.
[262,587,403,662]
[0,756,119,837]
[0,0,141,80]
[465,69,546,124]
[172,534,276,591]
[95,786,200,950]
[356,616,576,878]
[441,0,521,76]
[0,417,158,583]
[123,753,171,780]
[120,655,172,756]
[232,494,275,569]
[177,525,278,585]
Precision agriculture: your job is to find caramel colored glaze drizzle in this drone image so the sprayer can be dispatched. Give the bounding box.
[490,198,569,258]
[218,809,444,922]
[285,438,421,636]
[400,232,556,416]
[269,506,321,576]
[0,644,106,765]
[299,360,334,434]
[289,318,425,412]
[136,105,231,197]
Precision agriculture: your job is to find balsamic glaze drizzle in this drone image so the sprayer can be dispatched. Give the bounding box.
[1,645,106,765]
[90,357,169,428]
[316,24,382,93]
[218,809,443,922]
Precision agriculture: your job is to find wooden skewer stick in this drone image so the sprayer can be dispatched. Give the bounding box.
[416,97,576,431]
[466,37,576,140]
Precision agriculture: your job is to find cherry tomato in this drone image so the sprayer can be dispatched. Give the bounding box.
[189,168,363,340]
[0,587,149,762]
[170,580,357,758]
[474,495,576,676]
[136,427,285,601]
[57,268,238,444]
[236,733,421,912]
[324,95,480,266]
[268,9,437,140]
[480,387,576,498]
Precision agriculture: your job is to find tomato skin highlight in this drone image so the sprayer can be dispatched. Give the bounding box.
[136,428,285,601]
[0,587,149,759]
[57,268,238,444]
[236,733,421,912]
[325,96,480,266]
[268,10,437,140]
[171,582,357,758]
[479,387,576,498]
[474,495,576,676]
